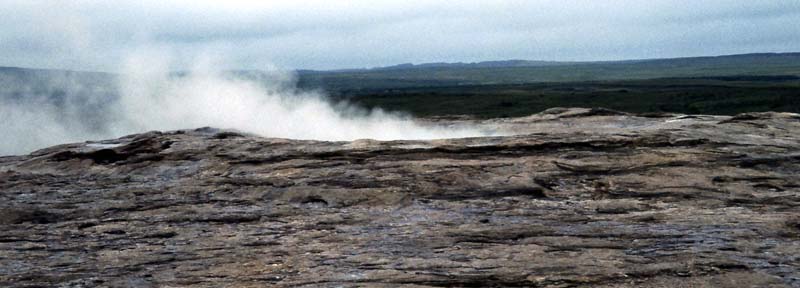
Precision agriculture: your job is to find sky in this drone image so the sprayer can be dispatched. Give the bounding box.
[1,0,799,72]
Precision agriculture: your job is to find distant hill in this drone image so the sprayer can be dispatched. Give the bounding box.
[4,52,800,97]
[338,53,800,72]
[2,52,800,118]
[367,59,572,70]
[296,53,800,93]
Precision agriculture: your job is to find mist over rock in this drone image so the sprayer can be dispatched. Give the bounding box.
[1,108,799,287]
[0,58,493,156]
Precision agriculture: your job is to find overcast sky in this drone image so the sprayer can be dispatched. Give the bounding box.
[2,0,799,71]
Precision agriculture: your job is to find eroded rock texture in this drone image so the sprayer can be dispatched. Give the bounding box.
[1,108,799,287]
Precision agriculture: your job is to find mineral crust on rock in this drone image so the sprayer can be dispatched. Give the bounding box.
[1,108,799,287]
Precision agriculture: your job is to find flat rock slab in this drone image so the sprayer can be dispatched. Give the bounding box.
[1,108,799,287]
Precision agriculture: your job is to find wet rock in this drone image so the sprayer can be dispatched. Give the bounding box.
[0,207,60,224]
[1,108,799,287]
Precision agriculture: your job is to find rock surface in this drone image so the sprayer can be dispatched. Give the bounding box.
[1,108,799,287]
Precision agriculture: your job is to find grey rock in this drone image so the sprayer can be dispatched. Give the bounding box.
[1,108,799,287]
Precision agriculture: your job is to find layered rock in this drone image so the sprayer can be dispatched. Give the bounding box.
[1,108,799,287]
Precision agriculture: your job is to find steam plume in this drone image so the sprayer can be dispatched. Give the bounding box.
[0,52,492,156]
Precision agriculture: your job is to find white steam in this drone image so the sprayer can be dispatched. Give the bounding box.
[0,98,109,155]
[1,53,492,156]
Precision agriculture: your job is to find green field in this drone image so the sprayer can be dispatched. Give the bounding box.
[298,53,800,93]
[333,77,800,118]
[3,53,800,119]
[292,53,800,118]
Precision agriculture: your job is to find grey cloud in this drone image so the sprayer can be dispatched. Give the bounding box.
[1,0,799,71]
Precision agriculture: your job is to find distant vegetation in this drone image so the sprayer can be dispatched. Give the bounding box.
[2,52,800,119]
[297,53,800,93]
[333,77,800,118]
[299,53,800,118]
